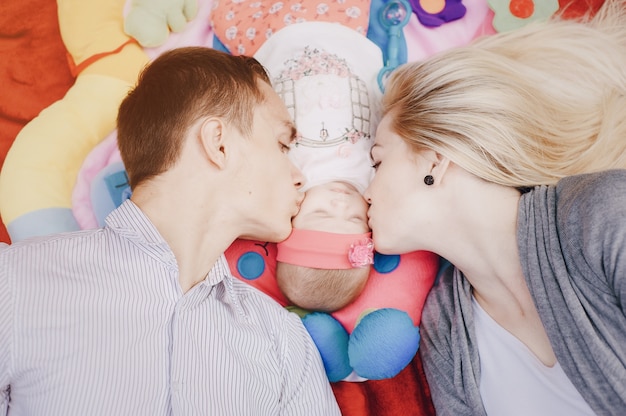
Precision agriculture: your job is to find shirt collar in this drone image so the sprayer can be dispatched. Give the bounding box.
[105,199,168,246]
[105,200,179,272]
[207,254,230,287]
[215,254,248,320]
[105,200,232,291]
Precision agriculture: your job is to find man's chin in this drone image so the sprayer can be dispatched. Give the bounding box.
[248,224,292,244]
[270,225,293,243]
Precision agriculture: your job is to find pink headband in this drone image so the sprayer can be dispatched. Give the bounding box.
[277,229,374,269]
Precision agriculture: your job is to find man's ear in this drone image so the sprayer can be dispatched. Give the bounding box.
[199,117,227,169]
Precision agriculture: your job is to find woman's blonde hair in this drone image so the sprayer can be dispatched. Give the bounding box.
[383,0,626,187]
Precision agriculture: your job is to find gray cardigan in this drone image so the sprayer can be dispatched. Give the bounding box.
[420,170,626,416]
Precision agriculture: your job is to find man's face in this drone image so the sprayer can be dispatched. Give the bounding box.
[236,81,305,242]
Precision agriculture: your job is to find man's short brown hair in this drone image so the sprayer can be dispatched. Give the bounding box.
[117,47,270,189]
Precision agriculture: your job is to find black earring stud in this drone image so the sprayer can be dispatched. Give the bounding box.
[424,175,434,186]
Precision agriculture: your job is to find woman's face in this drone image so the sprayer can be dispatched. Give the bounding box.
[365,114,433,254]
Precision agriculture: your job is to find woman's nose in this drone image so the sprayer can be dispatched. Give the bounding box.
[363,187,372,204]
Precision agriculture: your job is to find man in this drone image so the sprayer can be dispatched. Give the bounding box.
[0,47,340,415]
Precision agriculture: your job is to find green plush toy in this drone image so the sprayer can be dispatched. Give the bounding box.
[124,0,198,47]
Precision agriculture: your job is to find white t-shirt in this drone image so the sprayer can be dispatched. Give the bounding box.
[472,297,596,416]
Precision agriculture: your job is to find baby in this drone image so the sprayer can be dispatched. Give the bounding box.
[252,22,383,312]
[277,178,373,312]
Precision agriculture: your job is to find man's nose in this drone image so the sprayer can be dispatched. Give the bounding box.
[291,162,305,189]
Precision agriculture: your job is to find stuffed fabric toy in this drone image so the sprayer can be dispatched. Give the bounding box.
[225,238,440,381]
[487,0,559,31]
[124,0,199,47]
[0,0,149,242]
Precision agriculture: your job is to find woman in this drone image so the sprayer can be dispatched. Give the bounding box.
[364,1,626,415]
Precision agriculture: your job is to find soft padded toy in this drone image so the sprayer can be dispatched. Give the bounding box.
[225,238,440,381]
[124,0,198,47]
[487,0,559,31]
[411,0,467,27]
[0,0,150,242]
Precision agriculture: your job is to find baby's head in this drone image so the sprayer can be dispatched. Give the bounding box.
[276,181,373,312]
[276,262,370,312]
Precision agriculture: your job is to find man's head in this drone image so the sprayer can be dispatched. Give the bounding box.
[117,47,270,190]
[117,47,305,242]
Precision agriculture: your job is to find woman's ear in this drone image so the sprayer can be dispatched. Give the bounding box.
[431,152,451,180]
[199,117,227,169]
[420,149,451,181]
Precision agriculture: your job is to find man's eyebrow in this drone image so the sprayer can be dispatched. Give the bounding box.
[284,121,297,141]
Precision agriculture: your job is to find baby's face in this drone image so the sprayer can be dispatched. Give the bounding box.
[292,181,370,234]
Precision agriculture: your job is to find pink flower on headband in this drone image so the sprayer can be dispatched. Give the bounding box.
[348,238,375,268]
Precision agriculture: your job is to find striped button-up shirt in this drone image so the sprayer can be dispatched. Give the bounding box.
[0,200,340,415]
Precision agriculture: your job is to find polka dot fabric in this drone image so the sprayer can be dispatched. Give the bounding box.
[211,0,371,56]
